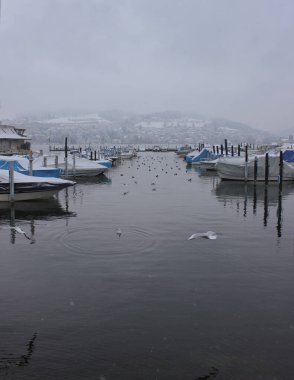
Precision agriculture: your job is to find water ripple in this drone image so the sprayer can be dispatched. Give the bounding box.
[52,225,156,257]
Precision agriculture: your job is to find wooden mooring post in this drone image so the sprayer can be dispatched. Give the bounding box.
[29,150,33,176]
[265,152,269,185]
[254,156,258,181]
[244,144,248,182]
[224,139,228,156]
[279,150,283,192]
[55,155,59,168]
[9,161,15,202]
[231,145,234,157]
[65,137,68,177]
[73,152,76,178]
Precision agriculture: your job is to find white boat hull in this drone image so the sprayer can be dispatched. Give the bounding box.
[216,156,294,181]
[0,189,60,202]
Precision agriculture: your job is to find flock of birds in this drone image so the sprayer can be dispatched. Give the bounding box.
[0,153,217,243]
[117,153,218,241]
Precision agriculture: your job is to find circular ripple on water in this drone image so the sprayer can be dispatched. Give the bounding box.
[52,225,156,257]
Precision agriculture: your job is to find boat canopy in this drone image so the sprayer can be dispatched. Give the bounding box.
[185,148,218,163]
[283,150,294,163]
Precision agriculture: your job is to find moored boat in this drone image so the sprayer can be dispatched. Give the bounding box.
[34,155,108,177]
[0,169,75,202]
[216,155,294,181]
[185,148,218,165]
[0,155,61,178]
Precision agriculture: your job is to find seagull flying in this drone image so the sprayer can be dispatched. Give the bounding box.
[188,231,217,240]
[9,226,31,240]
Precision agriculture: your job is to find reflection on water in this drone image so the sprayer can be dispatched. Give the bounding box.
[0,333,37,371]
[0,197,76,244]
[2,153,294,379]
[214,181,292,237]
[70,174,112,186]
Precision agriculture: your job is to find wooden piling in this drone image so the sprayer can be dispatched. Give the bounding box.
[254,156,258,181]
[65,137,68,177]
[231,145,234,157]
[216,146,219,155]
[94,151,97,160]
[221,144,224,155]
[29,150,33,176]
[90,151,93,160]
[213,146,216,154]
[55,155,59,168]
[279,150,283,191]
[244,145,248,182]
[224,139,228,156]
[265,152,269,185]
[73,153,76,178]
[238,144,241,156]
[9,161,14,202]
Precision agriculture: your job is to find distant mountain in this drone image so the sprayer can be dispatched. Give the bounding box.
[11,110,277,146]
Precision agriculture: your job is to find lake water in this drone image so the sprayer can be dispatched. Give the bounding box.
[1,152,294,380]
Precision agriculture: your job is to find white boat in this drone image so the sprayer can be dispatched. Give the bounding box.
[119,150,137,159]
[0,169,75,202]
[198,159,218,171]
[0,155,61,178]
[216,155,294,181]
[34,155,108,177]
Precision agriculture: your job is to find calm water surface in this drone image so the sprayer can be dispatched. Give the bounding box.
[1,152,294,380]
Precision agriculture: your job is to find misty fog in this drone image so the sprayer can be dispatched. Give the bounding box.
[0,0,293,133]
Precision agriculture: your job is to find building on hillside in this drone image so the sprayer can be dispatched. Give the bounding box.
[0,123,31,155]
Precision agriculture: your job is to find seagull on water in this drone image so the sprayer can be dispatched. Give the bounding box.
[116,228,122,238]
[188,231,217,240]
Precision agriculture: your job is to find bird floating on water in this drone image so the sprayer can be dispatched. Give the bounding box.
[116,228,122,238]
[188,231,217,240]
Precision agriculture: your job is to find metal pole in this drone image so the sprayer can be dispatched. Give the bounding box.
[9,161,15,202]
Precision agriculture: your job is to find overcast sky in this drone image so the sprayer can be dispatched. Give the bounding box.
[0,0,293,132]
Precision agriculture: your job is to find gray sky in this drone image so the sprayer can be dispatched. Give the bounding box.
[0,0,293,132]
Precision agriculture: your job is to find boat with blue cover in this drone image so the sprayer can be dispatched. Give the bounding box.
[185,148,219,165]
[0,155,61,177]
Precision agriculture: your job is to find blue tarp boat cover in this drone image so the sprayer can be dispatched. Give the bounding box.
[283,150,294,163]
[185,148,218,163]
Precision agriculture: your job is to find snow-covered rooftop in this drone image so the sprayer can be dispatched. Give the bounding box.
[0,125,30,140]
